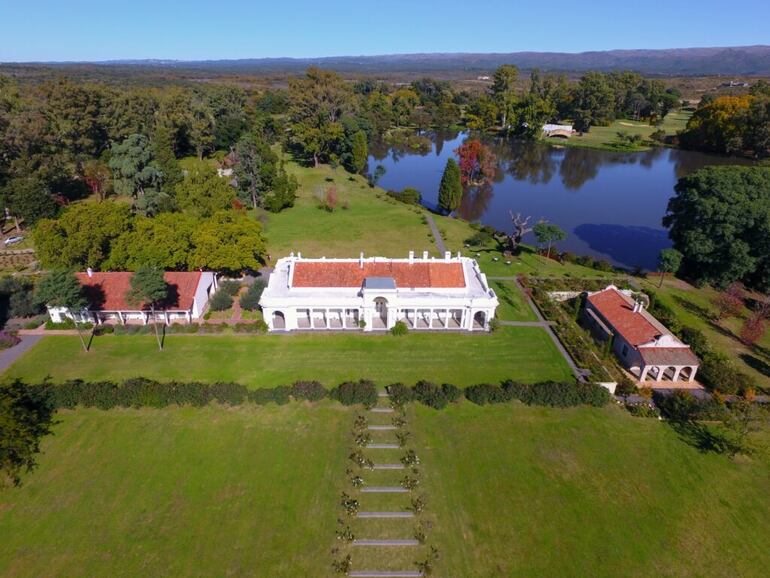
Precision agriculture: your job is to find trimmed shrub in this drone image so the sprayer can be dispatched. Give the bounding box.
[165,323,200,334]
[412,380,448,409]
[331,380,378,407]
[219,280,242,297]
[209,291,233,311]
[386,383,414,406]
[498,380,610,407]
[441,383,462,403]
[699,352,752,395]
[209,382,248,405]
[233,321,268,333]
[92,324,115,336]
[0,330,21,350]
[391,320,408,336]
[465,383,506,405]
[291,380,327,402]
[199,323,227,333]
[239,280,266,311]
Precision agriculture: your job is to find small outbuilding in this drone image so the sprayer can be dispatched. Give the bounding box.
[582,285,700,384]
[48,270,217,325]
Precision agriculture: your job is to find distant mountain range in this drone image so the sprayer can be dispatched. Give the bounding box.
[72,46,770,75]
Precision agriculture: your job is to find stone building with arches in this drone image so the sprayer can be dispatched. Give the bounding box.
[259,252,499,332]
[582,285,700,384]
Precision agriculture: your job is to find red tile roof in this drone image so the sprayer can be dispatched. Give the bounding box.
[291,261,466,289]
[587,288,661,347]
[75,272,202,311]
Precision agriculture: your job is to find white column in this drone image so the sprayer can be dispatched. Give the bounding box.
[655,366,664,382]
[672,367,682,382]
[325,308,330,329]
[429,308,434,329]
[186,311,192,324]
[444,309,449,328]
[640,365,650,382]
[688,366,698,382]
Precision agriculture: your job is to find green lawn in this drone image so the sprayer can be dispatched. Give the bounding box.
[0,404,349,578]
[490,280,537,321]
[538,110,692,152]
[261,163,440,260]
[4,328,573,386]
[415,402,770,577]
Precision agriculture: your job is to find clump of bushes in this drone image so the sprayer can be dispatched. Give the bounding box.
[218,280,242,297]
[464,380,611,407]
[0,330,21,350]
[239,279,266,311]
[291,380,327,402]
[387,187,422,206]
[330,380,378,407]
[45,318,93,330]
[209,290,234,312]
[233,321,268,333]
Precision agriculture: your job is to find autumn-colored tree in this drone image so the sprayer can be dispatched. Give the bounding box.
[713,282,745,318]
[740,314,766,345]
[454,140,497,186]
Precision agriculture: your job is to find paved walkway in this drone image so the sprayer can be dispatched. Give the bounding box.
[424,213,447,254]
[498,320,555,328]
[0,335,42,372]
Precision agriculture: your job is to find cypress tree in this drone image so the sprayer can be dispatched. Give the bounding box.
[438,158,462,213]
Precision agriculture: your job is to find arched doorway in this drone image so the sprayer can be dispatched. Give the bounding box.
[473,311,486,329]
[661,366,676,381]
[272,311,286,330]
[373,297,388,329]
[679,366,694,382]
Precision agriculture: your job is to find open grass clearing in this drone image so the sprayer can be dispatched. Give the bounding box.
[414,401,770,577]
[0,404,349,578]
[3,327,574,386]
[489,280,537,321]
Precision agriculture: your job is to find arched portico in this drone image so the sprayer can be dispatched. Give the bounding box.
[272,310,286,330]
[372,297,389,330]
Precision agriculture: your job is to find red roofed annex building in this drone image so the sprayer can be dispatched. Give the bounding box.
[582,285,699,383]
[47,270,217,325]
[259,252,499,331]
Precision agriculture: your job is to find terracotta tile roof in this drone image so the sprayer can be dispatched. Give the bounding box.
[291,261,466,289]
[75,271,202,311]
[639,347,699,366]
[587,288,661,347]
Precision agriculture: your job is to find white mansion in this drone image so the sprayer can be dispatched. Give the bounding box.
[259,252,499,332]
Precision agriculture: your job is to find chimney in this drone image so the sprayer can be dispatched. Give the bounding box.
[456,251,461,259]
[87,267,93,278]
[359,252,364,268]
[422,250,429,260]
[632,301,641,313]
[408,250,414,264]
[297,252,302,260]
[444,251,451,261]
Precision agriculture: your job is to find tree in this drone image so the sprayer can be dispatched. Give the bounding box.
[740,314,766,346]
[454,140,496,186]
[571,72,615,131]
[503,212,535,254]
[438,158,462,213]
[126,266,169,351]
[0,380,55,487]
[173,160,235,217]
[533,222,567,260]
[713,283,744,319]
[105,212,197,271]
[350,130,368,174]
[6,175,59,225]
[191,210,267,275]
[263,165,298,213]
[151,124,183,190]
[233,132,278,209]
[32,201,133,269]
[35,270,89,351]
[82,159,112,201]
[108,134,162,198]
[663,166,770,291]
[680,96,752,155]
[491,64,519,132]
[288,68,351,166]
[391,88,419,126]
[188,99,216,160]
[657,248,683,287]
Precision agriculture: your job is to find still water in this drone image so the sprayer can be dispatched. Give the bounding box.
[369,131,747,270]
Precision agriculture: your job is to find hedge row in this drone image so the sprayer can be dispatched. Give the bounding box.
[388,380,610,409]
[23,378,609,411]
[27,378,377,410]
[93,321,268,336]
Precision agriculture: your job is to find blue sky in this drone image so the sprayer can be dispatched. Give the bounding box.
[1,0,769,62]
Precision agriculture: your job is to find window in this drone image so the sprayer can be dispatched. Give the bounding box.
[621,344,628,357]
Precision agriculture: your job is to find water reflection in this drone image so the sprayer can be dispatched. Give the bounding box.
[369,131,748,269]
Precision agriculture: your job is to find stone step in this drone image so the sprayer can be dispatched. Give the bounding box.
[367,443,399,449]
[348,570,423,578]
[368,425,397,431]
[370,408,394,413]
[361,486,408,493]
[372,463,404,470]
[357,511,414,519]
[378,392,390,397]
[354,539,420,547]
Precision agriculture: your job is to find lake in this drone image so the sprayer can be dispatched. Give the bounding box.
[369,131,747,270]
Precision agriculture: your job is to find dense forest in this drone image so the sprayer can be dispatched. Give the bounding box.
[0,65,768,278]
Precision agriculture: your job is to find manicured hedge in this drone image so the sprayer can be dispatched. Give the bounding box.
[22,377,609,411]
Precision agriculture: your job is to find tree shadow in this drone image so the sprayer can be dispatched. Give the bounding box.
[668,419,737,455]
[672,294,715,321]
[739,353,770,378]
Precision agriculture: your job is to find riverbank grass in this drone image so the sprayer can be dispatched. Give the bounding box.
[3,327,573,386]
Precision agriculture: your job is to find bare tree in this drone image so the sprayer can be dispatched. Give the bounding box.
[501,212,536,254]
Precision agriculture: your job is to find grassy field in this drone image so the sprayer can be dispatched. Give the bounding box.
[261,163,439,260]
[4,327,574,386]
[648,278,770,391]
[539,110,692,152]
[0,404,349,578]
[2,402,768,577]
[415,402,770,577]
[490,280,537,321]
